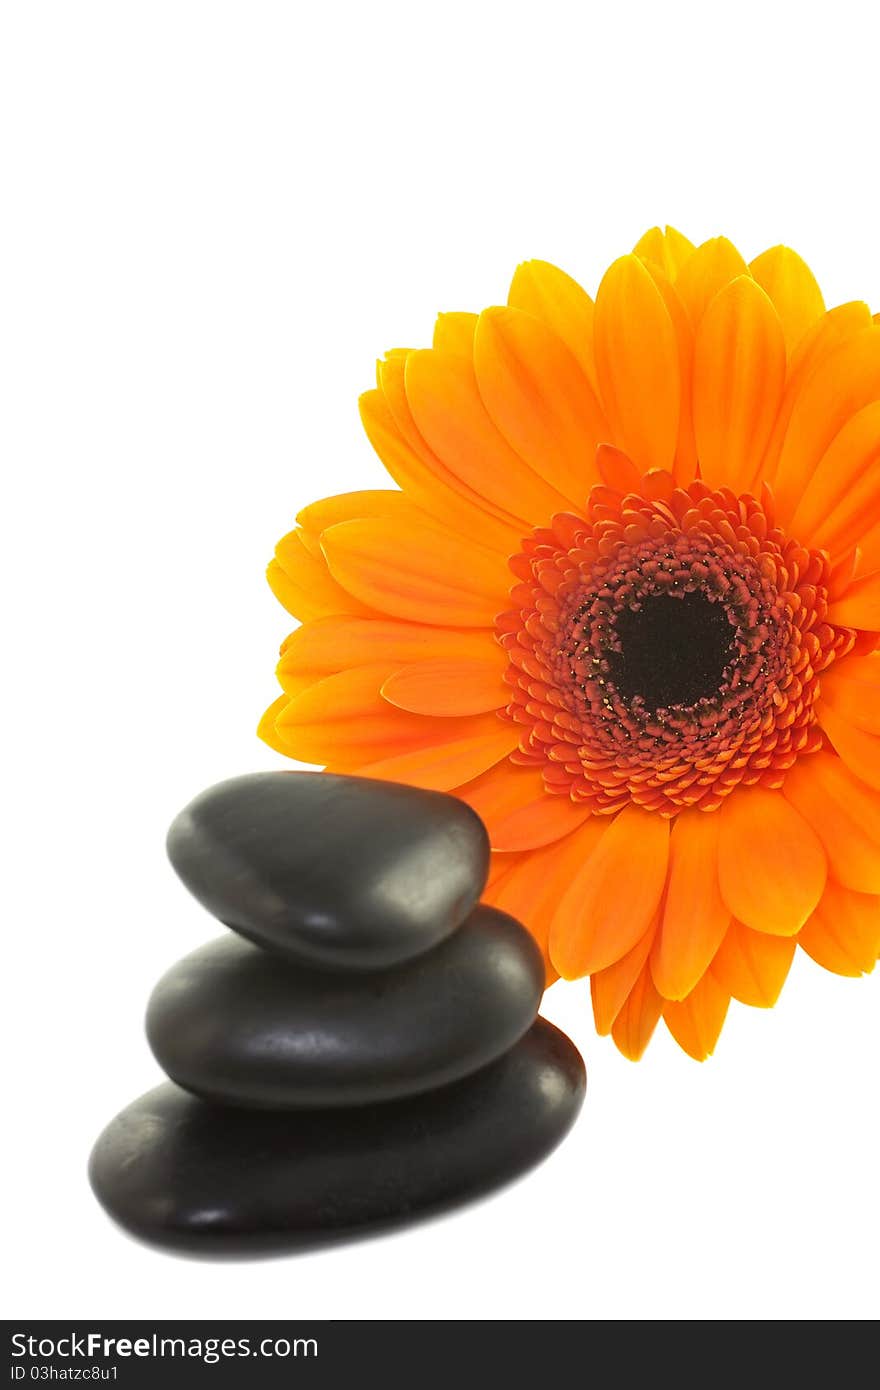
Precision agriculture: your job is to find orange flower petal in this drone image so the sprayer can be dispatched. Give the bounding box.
[828,546,861,601]
[673,236,749,326]
[827,569,880,630]
[273,667,319,701]
[595,442,641,493]
[783,751,880,893]
[488,795,595,853]
[816,701,880,790]
[611,963,663,1061]
[485,849,517,890]
[760,300,875,496]
[789,402,880,556]
[710,919,795,1008]
[800,878,880,977]
[640,264,698,482]
[800,878,878,978]
[819,654,880,734]
[474,305,608,506]
[378,352,529,542]
[651,811,730,1000]
[321,516,510,627]
[663,972,730,1062]
[590,924,656,1035]
[550,807,669,978]
[278,665,518,785]
[351,721,520,793]
[772,325,880,521]
[275,664,435,764]
[257,694,296,757]
[633,225,696,282]
[481,864,559,981]
[267,558,312,622]
[403,348,572,525]
[377,351,439,454]
[748,245,825,356]
[799,921,870,978]
[297,489,422,535]
[270,530,372,622]
[457,761,594,851]
[855,523,880,578]
[296,527,323,560]
[693,276,786,492]
[432,312,477,356]
[717,787,826,935]
[455,760,545,825]
[481,829,606,983]
[593,254,680,473]
[507,258,597,390]
[359,386,523,553]
[277,615,492,688]
[381,654,508,716]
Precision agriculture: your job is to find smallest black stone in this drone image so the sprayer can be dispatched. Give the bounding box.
[166,771,490,971]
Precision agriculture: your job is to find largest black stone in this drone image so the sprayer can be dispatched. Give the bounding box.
[145,908,544,1108]
[166,772,490,970]
[88,1019,585,1255]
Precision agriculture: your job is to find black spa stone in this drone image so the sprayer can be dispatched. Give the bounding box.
[145,907,544,1109]
[88,1019,585,1254]
[166,771,490,970]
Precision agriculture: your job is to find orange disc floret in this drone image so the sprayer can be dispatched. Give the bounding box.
[499,472,856,816]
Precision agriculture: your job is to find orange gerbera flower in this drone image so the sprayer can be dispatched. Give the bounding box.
[259,227,880,1061]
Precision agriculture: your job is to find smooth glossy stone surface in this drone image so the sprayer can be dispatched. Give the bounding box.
[146,907,544,1108]
[166,772,490,970]
[89,1019,585,1254]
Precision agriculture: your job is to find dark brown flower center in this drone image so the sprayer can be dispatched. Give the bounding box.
[498,477,854,815]
[606,589,735,711]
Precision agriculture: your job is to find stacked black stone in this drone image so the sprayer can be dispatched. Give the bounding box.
[88,772,586,1254]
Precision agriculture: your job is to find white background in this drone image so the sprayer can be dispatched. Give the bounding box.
[3,1,878,1322]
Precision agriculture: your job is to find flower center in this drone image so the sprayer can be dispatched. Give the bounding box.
[498,474,856,816]
[606,590,734,711]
